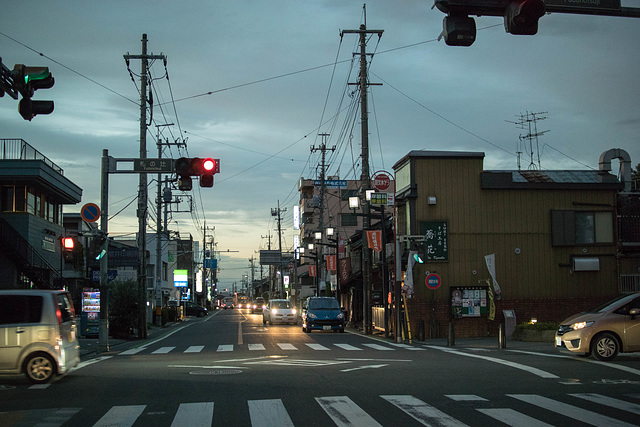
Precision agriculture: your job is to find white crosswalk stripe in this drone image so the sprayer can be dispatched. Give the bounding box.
[10,393,639,426]
[151,346,174,354]
[248,399,294,427]
[305,343,330,351]
[381,395,467,426]
[93,405,145,427]
[316,396,382,427]
[171,402,214,427]
[248,343,266,350]
[509,394,636,427]
[334,343,362,351]
[277,343,298,350]
[118,341,425,355]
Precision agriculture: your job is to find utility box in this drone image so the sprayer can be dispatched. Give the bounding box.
[503,310,516,338]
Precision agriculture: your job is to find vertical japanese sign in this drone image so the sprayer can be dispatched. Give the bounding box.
[366,230,383,252]
[420,221,448,261]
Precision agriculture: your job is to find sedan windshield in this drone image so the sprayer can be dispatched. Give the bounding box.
[588,293,637,313]
[309,299,340,310]
[271,301,292,309]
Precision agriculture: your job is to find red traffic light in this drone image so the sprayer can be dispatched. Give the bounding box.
[203,158,216,172]
[62,237,75,250]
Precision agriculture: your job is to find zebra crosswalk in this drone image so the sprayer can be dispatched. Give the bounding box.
[4,393,638,426]
[118,341,427,355]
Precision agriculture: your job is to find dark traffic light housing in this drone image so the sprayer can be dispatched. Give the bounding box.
[12,65,55,120]
[435,0,546,46]
[175,157,220,190]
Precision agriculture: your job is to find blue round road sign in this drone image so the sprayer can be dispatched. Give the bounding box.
[425,273,441,290]
[81,203,100,222]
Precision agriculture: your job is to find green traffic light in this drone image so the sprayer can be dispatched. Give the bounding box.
[413,253,424,264]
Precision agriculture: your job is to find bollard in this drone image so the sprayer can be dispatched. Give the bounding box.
[498,323,507,348]
[418,319,425,341]
[447,322,455,346]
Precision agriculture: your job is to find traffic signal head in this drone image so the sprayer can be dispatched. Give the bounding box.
[504,0,545,35]
[61,237,75,263]
[199,158,218,187]
[12,65,55,121]
[442,14,476,47]
[174,157,219,190]
[175,157,193,191]
[18,98,54,121]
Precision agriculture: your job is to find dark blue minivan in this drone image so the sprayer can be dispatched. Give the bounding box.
[301,297,345,333]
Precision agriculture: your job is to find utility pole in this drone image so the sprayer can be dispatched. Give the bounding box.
[311,134,335,295]
[271,202,286,298]
[124,34,166,339]
[341,14,383,335]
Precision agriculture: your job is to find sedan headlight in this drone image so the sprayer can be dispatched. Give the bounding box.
[572,321,595,330]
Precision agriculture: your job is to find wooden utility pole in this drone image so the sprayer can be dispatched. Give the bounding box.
[341,17,383,335]
[124,34,166,339]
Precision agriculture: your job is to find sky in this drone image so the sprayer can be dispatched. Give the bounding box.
[2,1,639,288]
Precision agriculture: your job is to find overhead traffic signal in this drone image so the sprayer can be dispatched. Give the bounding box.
[12,65,54,120]
[434,0,546,46]
[504,0,545,35]
[174,157,220,190]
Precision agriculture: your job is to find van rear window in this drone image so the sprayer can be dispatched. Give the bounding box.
[0,295,43,324]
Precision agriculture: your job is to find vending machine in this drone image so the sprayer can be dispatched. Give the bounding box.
[81,288,100,336]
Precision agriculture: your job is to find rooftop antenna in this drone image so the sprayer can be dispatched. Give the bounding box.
[507,111,549,170]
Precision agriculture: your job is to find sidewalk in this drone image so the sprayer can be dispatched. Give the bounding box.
[354,327,557,354]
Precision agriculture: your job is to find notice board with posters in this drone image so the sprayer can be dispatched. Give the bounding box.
[419,221,448,261]
[451,286,488,318]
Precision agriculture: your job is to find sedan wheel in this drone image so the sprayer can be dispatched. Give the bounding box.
[592,333,619,361]
[25,353,55,384]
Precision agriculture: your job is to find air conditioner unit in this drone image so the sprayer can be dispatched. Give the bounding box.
[573,257,600,272]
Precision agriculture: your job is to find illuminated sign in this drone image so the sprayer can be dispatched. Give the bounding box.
[174,269,188,287]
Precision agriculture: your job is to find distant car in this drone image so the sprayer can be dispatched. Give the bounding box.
[185,302,208,317]
[252,297,266,314]
[222,297,234,309]
[301,296,345,333]
[263,299,297,325]
[556,292,640,361]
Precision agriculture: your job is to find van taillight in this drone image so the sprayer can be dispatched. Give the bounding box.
[56,304,63,325]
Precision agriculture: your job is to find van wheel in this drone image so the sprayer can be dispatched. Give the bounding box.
[24,353,56,384]
[592,333,619,361]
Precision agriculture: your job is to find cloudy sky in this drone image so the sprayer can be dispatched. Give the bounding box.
[2,1,639,288]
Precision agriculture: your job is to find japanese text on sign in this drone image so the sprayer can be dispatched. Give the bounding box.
[419,221,448,261]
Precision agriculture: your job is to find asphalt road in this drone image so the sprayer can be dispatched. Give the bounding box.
[1,308,639,426]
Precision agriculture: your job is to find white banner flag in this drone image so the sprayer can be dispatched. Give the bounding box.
[484,254,502,299]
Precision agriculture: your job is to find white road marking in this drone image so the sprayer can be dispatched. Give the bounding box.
[381,395,468,427]
[184,346,204,353]
[171,402,214,427]
[248,399,295,427]
[316,396,383,427]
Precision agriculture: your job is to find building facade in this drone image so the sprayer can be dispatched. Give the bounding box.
[393,150,639,338]
[0,138,82,289]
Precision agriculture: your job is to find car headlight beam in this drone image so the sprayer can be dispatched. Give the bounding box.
[572,321,595,330]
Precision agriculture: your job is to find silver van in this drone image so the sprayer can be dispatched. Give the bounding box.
[0,290,80,383]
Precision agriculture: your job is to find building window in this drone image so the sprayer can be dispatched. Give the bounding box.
[341,213,357,227]
[551,210,613,246]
